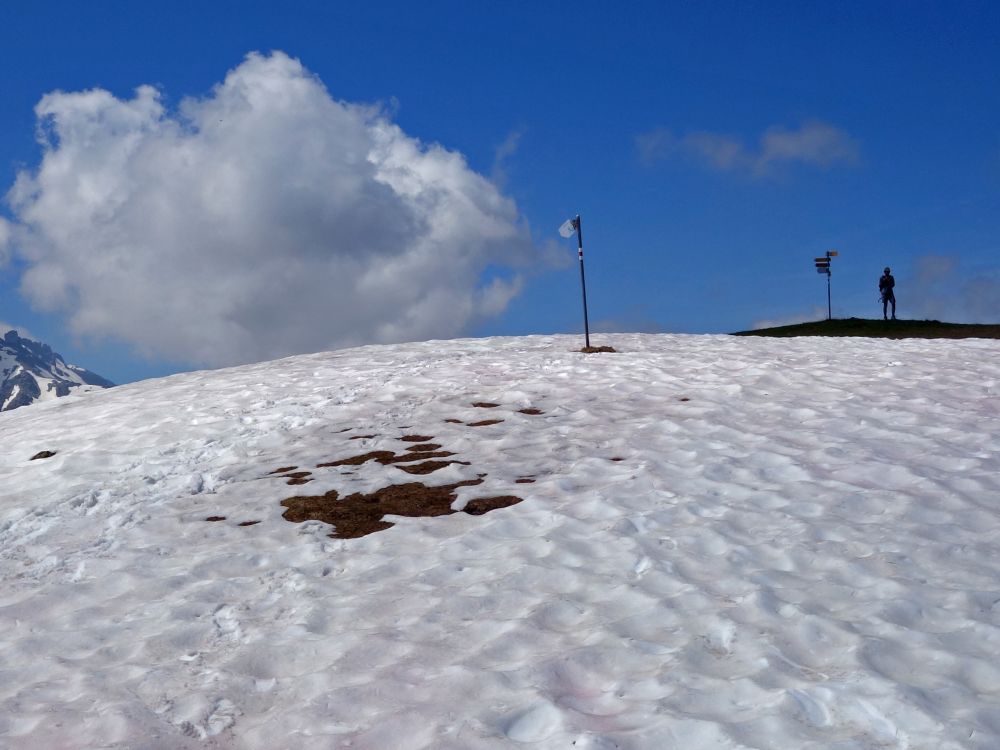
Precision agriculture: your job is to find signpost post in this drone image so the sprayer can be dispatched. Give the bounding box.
[814,250,838,320]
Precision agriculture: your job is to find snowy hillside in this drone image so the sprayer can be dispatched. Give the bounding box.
[0,329,114,412]
[1,333,999,749]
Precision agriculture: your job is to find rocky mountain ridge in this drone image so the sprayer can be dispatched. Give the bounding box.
[0,330,114,411]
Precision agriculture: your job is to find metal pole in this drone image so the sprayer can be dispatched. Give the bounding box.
[827,270,832,320]
[575,215,591,348]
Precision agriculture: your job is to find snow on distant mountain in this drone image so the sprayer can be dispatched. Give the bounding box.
[0,329,114,412]
[1,334,999,748]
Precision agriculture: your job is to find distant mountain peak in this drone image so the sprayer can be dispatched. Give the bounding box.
[1,329,114,412]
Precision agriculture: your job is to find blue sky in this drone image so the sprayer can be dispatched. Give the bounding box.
[1,1,998,384]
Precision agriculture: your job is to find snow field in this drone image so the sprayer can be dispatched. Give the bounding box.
[1,333,999,748]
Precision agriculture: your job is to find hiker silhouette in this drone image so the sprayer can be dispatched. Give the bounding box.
[879,267,896,320]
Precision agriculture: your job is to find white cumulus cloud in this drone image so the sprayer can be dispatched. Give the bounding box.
[5,52,539,367]
[0,216,11,266]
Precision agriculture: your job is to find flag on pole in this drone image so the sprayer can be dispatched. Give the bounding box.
[558,217,579,238]
[558,214,590,348]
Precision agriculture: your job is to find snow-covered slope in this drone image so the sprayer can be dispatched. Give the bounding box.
[1,333,998,749]
[0,329,114,411]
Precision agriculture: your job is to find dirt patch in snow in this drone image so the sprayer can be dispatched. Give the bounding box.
[272,402,544,537]
[317,449,459,468]
[281,478,522,539]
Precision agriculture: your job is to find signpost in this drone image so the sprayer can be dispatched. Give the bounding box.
[814,250,838,320]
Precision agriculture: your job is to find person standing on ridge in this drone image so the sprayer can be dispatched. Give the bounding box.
[879,267,896,320]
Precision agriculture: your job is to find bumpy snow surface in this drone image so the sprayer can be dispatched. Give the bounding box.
[2,334,999,749]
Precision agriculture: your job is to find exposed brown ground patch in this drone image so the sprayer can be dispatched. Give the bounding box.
[444,418,464,424]
[515,477,536,484]
[205,515,226,522]
[580,346,617,353]
[464,496,522,515]
[472,402,500,408]
[396,460,470,475]
[318,449,456,469]
[610,457,625,462]
[281,478,523,538]
[678,397,691,402]
[264,466,314,485]
[318,450,394,467]
[517,408,544,415]
[238,520,261,526]
[350,435,376,440]
[30,451,57,460]
[275,423,533,538]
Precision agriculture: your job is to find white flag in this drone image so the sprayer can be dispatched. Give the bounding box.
[558,217,578,238]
